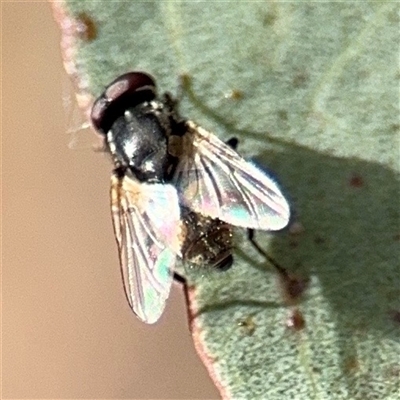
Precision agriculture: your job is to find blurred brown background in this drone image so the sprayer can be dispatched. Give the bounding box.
[2,2,219,399]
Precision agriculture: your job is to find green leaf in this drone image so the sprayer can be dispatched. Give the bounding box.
[52,1,400,398]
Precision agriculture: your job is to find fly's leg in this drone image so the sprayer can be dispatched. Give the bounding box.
[172,272,195,331]
[247,229,289,279]
[248,229,310,303]
[226,137,238,150]
[173,272,186,284]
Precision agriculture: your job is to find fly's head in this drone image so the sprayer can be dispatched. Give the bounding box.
[91,72,178,182]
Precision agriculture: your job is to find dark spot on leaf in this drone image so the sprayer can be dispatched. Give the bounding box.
[314,235,326,245]
[289,221,305,235]
[225,89,244,101]
[180,73,192,89]
[390,123,400,132]
[292,72,309,88]
[76,12,98,42]
[277,110,288,121]
[286,308,305,331]
[312,366,322,374]
[288,222,304,248]
[388,309,400,325]
[237,315,256,336]
[344,355,360,374]
[263,12,277,26]
[392,233,400,242]
[279,272,310,305]
[349,173,364,188]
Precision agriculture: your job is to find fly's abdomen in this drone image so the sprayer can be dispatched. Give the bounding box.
[180,208,234,271]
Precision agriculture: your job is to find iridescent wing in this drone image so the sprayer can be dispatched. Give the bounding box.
[110,174,181,324]
[173,121,290,231]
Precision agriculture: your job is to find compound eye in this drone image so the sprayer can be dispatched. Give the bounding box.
[104,72,156,101]
[91,71,157,134]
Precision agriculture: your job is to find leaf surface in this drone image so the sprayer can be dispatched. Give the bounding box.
[51,2,400,398]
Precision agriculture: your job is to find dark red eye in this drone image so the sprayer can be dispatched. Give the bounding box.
[91,72,157,134]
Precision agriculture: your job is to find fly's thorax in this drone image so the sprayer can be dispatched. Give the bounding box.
[106,102,174,182]
[180,208,234,271]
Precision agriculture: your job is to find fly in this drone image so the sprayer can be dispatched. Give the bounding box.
[90,72,290,323]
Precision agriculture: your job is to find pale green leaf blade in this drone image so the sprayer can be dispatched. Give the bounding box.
[51,2,400,399]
